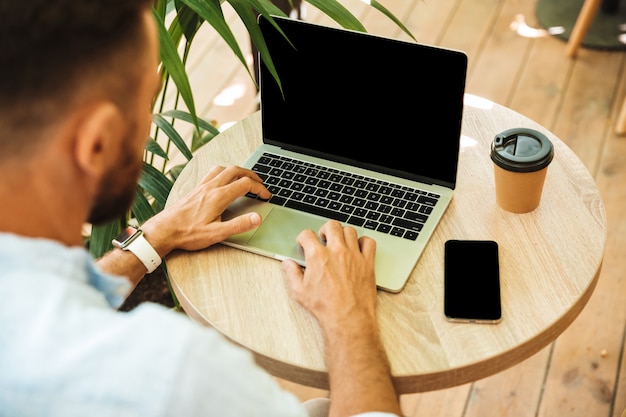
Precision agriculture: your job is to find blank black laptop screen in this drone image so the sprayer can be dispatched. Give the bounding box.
[259,16,467,189]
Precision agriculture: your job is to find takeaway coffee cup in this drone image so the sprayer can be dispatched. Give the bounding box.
[490,128,554,213]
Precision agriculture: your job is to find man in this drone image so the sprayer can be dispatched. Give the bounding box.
[0,1,402,416]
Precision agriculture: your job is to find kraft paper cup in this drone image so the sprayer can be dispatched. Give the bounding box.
[490,128,554,213]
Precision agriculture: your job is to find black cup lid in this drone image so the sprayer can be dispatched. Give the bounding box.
[490,128,554,173]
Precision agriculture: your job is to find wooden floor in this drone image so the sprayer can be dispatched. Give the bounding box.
[176,0,626,415]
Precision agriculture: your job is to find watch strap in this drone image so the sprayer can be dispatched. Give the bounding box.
[125,233,162,274]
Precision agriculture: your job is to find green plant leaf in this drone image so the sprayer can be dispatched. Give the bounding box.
[192,131,218,152]
[179,0,253,80]
[169,163,187,181]
[152,114,194,161]
[132,188,157,224]
[161,109,219,152]
[138,162,173,211]
[304,0,366,32]
[153,9,199,129]
[367,0,416,41]
[174,1,203,42]
[154,0,168,21]
[89,219,122,259]
[161,109,219,135]
[145,137,169,159]
[228,0,287,92]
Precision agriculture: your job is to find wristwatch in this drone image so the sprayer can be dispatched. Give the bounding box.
[112,226,162,273]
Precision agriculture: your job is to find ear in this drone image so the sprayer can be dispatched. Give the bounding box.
[73,101,125,182]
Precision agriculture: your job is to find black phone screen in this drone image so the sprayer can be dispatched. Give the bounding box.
[444,240,502,323]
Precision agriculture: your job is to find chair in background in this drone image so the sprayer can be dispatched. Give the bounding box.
[565,0,603,58]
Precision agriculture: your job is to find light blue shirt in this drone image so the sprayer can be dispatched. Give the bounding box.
[0,234,398,417]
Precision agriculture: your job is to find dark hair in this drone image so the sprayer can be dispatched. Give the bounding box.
[0,0,154,157]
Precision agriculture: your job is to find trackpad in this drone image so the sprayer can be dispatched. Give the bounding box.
[248,207,327,264]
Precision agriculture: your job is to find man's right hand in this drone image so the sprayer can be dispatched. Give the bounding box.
[281,220,378,327]
[281,220,402,417]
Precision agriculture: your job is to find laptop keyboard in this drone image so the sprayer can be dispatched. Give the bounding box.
[246,152,440,241]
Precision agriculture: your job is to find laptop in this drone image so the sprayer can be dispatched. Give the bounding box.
[222,15,467,292]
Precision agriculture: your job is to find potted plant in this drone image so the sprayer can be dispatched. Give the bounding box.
[87,0,415,304]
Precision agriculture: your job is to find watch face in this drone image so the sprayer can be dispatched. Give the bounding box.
[113,226,140,247]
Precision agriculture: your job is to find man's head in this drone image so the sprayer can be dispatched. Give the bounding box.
[0,0,161,226]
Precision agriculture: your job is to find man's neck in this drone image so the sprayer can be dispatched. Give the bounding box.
[0,161,87,247]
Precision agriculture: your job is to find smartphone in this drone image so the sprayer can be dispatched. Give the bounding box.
[444,240,502,323]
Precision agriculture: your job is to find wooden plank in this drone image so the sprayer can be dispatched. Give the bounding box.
[359,0,417,39]
[550,48,622,174]
[465,348,551,417]
[465,0,535,105]
[437,0,503,75]
[400,383,471,417]
[535,52,626,417]
[609,65,626,417]
[507,29,572,129]
[404,0,462,46]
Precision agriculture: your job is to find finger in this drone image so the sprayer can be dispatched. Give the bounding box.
[281,259,305,300]
[317,220,345,247]
[214,166,265,188]
[199,166,227,183]
[358,235,377,259]
[208,212,263,242]
[218,175,271,202]
[341,226,360,250]
[296,228,324,256]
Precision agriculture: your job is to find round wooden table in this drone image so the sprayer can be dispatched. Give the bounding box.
[164,95,606,394]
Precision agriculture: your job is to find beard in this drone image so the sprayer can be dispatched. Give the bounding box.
[87,126,144,225]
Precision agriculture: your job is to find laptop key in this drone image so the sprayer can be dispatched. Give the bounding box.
[392,218,424,232]
[366,211,380,220]
[285,200,349,222]
[419,205,433,215]
[418,195,438,206]
[404,211,428,224]
[268,185,281,194]
[378,204,392,214]
[269,195,287,206]
[252,163,271,174]
[278,189,293,198]
[329,183,343,192]
[339,195,354,204]
[314,188,329,197]
[328,192,341,201]
[315,198,330,208]
[347,216,366,227]
[377,224,392,234]
[290,182,304,192]
[354,208,367,217]
[258,156,272,165]
[340,205,355,214]
[328,201,342,211]
[380,214,393,224]
[363,220,378,230]
[390,227,405,237]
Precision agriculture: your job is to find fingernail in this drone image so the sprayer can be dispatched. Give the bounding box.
[250,212,261,226]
